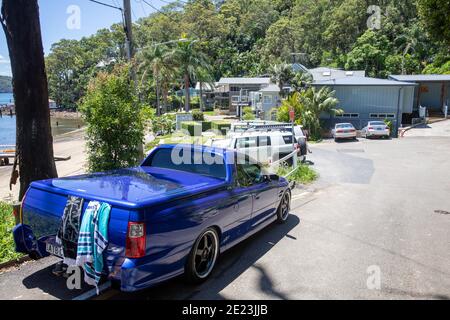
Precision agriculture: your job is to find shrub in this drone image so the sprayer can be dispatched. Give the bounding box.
[242,107,255,120]
[181,121,202,136]
[79,64,144,172]
[0,202,22,263]
[277,163,318,184]
[201,121,212,132]
[211,121,231,135]
[192,109,205,121]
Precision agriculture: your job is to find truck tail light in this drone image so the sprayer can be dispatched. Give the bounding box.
[126,222,146,258]
[368,127,373,130]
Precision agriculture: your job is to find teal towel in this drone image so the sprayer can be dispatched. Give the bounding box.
[76,201,111,294]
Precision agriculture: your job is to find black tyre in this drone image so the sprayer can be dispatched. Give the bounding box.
[276,191,291,224]
[185,228,219,284]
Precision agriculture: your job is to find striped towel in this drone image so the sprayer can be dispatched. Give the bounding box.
[76,201,111,294]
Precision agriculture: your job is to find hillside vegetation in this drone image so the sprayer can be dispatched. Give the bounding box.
[45,0,450,109]
[0,75,12,93]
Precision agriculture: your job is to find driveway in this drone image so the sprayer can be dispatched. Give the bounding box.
[1,134,449,300]
[404,119,450,137]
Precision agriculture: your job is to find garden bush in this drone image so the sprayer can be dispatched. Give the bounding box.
[211,121,231,135]
[79,64,144,172]
[181,121,202,136]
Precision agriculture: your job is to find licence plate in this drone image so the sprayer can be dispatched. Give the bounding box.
[46,243,64,258]
[377,128,382,130]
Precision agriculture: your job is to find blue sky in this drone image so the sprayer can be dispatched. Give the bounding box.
[0,0,167,76]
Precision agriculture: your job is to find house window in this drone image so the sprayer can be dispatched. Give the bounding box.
[336,113,359,118]
[370,113,395,119]
[263,95,272,104]
[231,96,240,103]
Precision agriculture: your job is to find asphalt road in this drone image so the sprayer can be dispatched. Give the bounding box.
[1,120,450,300]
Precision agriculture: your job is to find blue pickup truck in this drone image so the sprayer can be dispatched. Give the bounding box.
[13,144,292,292]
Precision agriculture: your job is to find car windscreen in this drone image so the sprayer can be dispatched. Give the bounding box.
[142,148,227,179]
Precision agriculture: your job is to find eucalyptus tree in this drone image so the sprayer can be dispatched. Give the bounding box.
[0,0,57,200]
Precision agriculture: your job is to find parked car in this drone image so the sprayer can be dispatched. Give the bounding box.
[12,144,292,292]
[361,121,390,139]
[213,131,301,164]
[228,121,308,157]
[332,123,357,141]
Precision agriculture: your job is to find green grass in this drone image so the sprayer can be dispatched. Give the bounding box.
[0,202,22,264]
[277,163,318,184]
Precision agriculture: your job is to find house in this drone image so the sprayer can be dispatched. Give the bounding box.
[308,67,366,82]
[215,77,272,115]
[388,75,450,116]
[312,77,417,137]
[49,99,58,109]
[250,84,281,120]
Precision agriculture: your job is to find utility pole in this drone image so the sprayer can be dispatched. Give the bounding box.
[123,0,134,62]
[123,0,144,159]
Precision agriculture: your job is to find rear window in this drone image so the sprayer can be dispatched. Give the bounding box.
[282,135,297,144]
[336,123,354,128]
[143,148,227,179]
[370,121,386,126]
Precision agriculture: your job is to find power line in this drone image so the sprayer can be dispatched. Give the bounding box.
[88,0,123,11]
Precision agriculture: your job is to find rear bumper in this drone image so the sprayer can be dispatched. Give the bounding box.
[367,130,389,136]
[334,132,357,139]
[13,223,187,292]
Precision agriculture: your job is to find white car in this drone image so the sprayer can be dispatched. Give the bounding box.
[211,131,301,165]
[332,123,357,141]
[361,121,390,139]
[228,121,308,156]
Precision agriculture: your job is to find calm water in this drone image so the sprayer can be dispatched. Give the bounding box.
[0,116,83,145]
[0,92,14,105]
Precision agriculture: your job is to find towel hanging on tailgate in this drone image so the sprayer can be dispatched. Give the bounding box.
[76,201,111,294]
[56,195,84,265]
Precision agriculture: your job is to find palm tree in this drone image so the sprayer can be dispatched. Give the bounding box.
[301,86,342,137]
[269,63,294,97]
[170,39,211,112]
[291,71,313,92]
[138,45,172,115]
[195,66,215,111]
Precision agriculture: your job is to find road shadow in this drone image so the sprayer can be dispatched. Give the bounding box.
[22,264,96,299]
[109,214,301,300]
[334,138,359,143]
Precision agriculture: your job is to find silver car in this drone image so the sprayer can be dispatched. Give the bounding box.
[361,121,390,139]
[332,123,357,141]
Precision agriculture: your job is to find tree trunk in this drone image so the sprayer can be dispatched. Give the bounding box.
[1,0,57,200]
[155,77,161,116]
[184,73,190,112]
[199,81,204,112]
[162,84,168,114]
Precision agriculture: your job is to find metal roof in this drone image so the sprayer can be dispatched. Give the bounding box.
[309,67,366,81]
[388,74,450,82]
[217,77,272,85]
[313,76,417,86]
[259,84,280,92]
